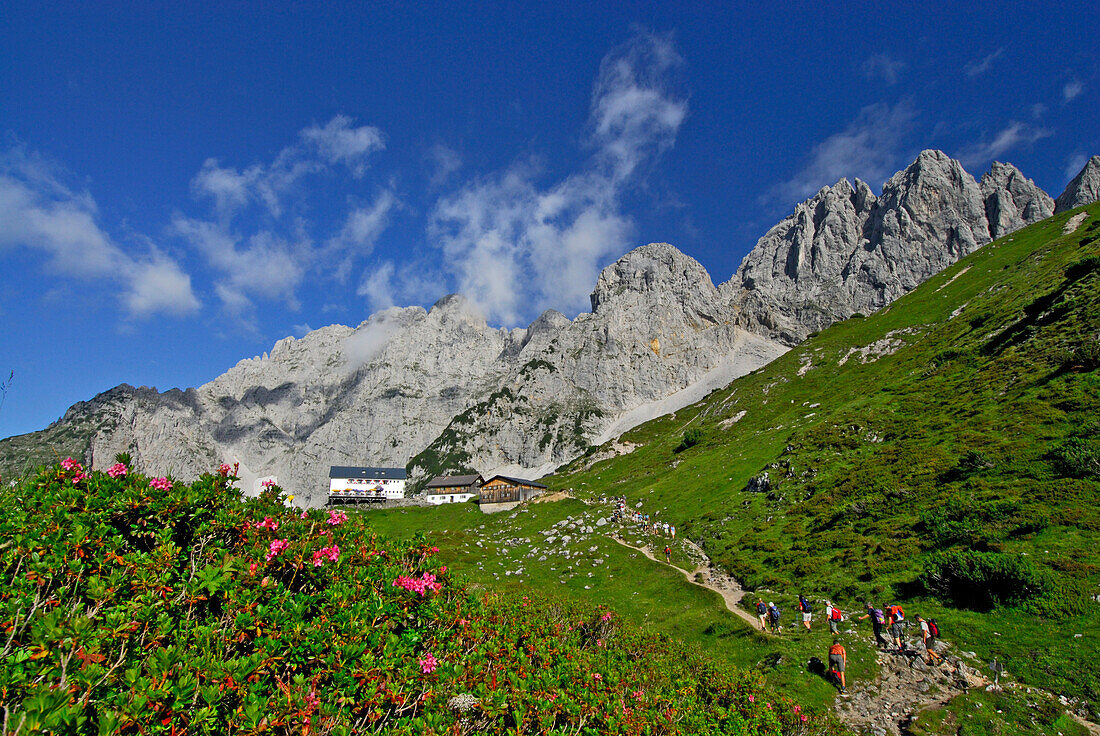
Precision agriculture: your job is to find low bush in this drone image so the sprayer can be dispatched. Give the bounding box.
[674,427,704,453]
[920,549,1084,616]
[0,461,837,735]
[1049,436,1100,478]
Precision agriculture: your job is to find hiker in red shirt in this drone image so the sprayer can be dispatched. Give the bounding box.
[828,639,848,694]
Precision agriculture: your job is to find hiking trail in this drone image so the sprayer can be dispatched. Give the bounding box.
[609,535,761,631]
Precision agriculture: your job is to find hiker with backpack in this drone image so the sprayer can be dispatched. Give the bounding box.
[916,615,943,665]
[664,545,672,564]
[858,602,890,649]
[755,598,768,631]
[888,603,907,653]
[825,600,843,634]
[798,594,813,631]
[828,639,848,694]
[767,601,782,634]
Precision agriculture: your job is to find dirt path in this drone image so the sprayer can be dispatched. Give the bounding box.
[610,535,763,631]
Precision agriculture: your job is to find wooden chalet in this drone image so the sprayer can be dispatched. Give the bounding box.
[424,474,483,505]
[478,475,548,504]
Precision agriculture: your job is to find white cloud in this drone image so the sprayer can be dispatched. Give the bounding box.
[1063,79,1084,103]
[342,309,406,368]
[172,216,304,317]
[357,261,396,312]
[1065,152,1090,180]
[0,149,199,318]
[768,101,917,203]
[122,255,201,318]
[428,32,686,325]
[965,48,1004,77]
[330,189,396,252]
[956,122,1052,169]
[291,323,313,337]
[862,54,905,85]
[425,143,462,187]
[190,115,383,219]
[300,115,385,177]
[588,31,687,183]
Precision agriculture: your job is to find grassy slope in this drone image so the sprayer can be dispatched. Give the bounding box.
[366,204,1100,734]
[543,205,1100,711]
[362,500,875,717]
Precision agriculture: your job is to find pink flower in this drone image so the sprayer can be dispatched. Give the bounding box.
[261,479,275,488]
[249,563,258,576]
[256,516,280,531]
[61,457,81,471]
[305,692,319,710]
[418,652,438,674]
[312,544,340,567]
[632,690,644,701]
[217,463,232,477]
[392,572,442,595]
[592,673,602,681]
[600,612,612,621]
[149,477,172,492]
[107,463,128,478]
[794,705,801,713]
[748,694,754,703]
[265,538,289,561]
[300,510,308,519]
[440,565,447,573]
[326,510,348,526]
[71,470,88,484]
[801,715,808,723]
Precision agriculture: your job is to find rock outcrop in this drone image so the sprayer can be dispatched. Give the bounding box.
[4,151,1097,504]
[730,151,1060,342]
[1055,155,1100,213]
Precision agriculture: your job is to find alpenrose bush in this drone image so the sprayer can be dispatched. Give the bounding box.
[0,462,840,735]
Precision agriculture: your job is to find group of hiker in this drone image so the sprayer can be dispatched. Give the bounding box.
[612,497,676,539]
[754,596,944,694]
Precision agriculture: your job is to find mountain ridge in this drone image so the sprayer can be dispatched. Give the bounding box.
[1,151,1095,503]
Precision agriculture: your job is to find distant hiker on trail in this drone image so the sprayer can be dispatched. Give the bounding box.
[798,594,813,631]
[916,615,943,665]
[767,602,782,634]
[756,598,768,631]
[670,525,676,539]
[888,604,907,653]
[859,602,889,649]
[664,545,672,564]
[828,639,848,694]
[826,601,842,634]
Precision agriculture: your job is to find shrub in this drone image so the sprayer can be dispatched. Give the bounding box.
[921,549,1058,611]
[0,461,838,735]
[675,427,704,453]
[1049,436,1100,478]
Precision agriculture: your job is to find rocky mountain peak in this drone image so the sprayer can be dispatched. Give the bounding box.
[1055,155,1100,213]
[589,243,716,314]
[980,161,1055,239]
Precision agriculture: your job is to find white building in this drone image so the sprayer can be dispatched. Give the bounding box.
[423,474,483,505]
[328,466,406,504]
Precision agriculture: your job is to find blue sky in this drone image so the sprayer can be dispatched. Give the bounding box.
[1,1,1098,438]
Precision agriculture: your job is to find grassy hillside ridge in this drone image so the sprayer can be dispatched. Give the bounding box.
[542,204,1100,711]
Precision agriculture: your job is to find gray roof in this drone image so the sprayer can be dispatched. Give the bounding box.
[483,474,548,489]
[328,466,407,480]
[425,474,483,490]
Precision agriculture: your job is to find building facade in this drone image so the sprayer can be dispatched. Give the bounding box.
[328,466,407,504]
[478,475,548,504]
[423,474,483,505]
